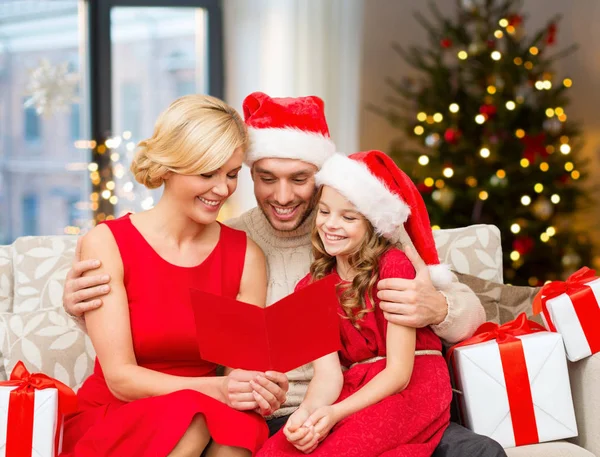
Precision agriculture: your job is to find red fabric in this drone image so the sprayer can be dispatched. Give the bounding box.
[243,91,331,137]
[499,339,539,446]
[2,361,77,457]
[259,249,452,457]
[60,214,268,457]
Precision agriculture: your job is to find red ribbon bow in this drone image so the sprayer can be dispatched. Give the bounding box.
[0,361,77,457]
[533,267,600,354]
[447,313,546,447]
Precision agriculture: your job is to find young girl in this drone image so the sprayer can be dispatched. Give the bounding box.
[257,150,453,457]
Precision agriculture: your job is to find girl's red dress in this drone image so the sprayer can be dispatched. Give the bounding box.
[60,214,268,457]
[258,248,452,457]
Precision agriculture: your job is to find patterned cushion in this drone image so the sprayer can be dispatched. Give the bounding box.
[455,272,541,325]
[0,245,13,313]
[11,236,77,313]
[0,309,95,390]
[433,224,503,283]
[0,236,84,386]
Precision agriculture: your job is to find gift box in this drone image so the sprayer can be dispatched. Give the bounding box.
[533,267,600,362]
[448,314,578,449]
[0,361,77,457]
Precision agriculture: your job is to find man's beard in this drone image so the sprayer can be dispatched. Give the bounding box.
[260,191,319,232]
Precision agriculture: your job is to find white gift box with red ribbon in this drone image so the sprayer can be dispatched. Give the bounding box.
[534,268,600,362]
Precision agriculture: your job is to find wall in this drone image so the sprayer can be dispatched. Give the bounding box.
[360,0,600,243]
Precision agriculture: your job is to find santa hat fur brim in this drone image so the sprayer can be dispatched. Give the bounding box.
[315,153,411,240]
[245,127,336,167]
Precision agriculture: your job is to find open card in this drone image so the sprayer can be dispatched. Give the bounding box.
[190,275,341,373]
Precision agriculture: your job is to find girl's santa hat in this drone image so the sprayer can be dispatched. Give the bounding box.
[242,92,336,168]
[315,150,453,289]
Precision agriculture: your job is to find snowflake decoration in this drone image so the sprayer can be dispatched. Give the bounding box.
[24,59,79,117]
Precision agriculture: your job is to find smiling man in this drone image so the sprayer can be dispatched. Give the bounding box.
[63,92,502,456]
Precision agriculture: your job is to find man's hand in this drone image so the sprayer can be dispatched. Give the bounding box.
[377,245,448,328]
[250,370,288,416]
[63,238,110,319]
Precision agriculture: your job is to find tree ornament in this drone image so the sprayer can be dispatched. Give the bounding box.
[418,183,434,194]
[479,104,497,119]
[468,41,487,55]
[532,196,554,220]
[513,236,534,255]
[441,38,453,49]
[543,117,563,135]
[432,187,455,211]
[508,14,523,27]
[460,0,483,12]
[444,128,462,144]
[425,133,441,147]
[562,250,582,269]
[546,23,557,45]
[520,132,547,162]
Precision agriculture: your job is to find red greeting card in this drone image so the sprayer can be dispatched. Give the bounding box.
[190,275,342,373]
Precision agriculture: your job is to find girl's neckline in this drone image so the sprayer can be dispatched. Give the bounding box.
[125,213,222,269]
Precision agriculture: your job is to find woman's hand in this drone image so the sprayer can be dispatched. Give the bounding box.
[284,407,319,454]
[250,371,288,416]
[221,369,288,415]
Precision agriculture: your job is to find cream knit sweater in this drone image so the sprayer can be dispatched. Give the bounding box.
[226,207,485,418]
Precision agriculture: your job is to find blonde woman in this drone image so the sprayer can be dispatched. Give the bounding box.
[61,95,286,457]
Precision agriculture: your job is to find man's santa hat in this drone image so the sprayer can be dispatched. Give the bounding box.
[315,150,453,288]
[242,92,336,167]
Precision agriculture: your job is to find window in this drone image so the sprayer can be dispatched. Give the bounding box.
[120,82,141,138]
[70,103,81,140]
[176,80,196,98]
[0,0,223,242]
[24,103,41,143]
[0,1,90,243]
[21,194,39,236]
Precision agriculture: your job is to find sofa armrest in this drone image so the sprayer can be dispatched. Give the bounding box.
[568,353,600,455]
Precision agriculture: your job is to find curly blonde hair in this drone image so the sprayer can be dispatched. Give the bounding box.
[130,94,248,189]
[309,187,394,326]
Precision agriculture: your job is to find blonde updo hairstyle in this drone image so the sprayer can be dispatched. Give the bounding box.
[131,94,248,189]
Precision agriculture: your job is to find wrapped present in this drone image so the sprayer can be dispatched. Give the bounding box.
[533,267,600,362]
[447,314,578,449]
[0,361,77,457]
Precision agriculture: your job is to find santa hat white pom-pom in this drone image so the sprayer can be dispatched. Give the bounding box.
[428,264,454,289]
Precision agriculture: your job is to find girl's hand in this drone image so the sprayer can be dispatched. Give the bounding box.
[303,405,339,443]
[284,407,320,453]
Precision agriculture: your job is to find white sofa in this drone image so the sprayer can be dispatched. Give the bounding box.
[0,225,598,456]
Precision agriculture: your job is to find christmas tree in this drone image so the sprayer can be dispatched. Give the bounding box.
[379,0,595,286]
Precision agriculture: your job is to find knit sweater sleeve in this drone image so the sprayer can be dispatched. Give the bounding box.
[430,272,486,344]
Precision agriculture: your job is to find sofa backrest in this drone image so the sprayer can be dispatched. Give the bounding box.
[0,223,504,387]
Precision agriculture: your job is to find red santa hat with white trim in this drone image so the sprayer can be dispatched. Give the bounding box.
[242,92,336,167]
[315,150,453,289]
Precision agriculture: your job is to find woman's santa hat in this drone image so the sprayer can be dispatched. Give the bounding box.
[242,92,336,167]
[315,150,453,288]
